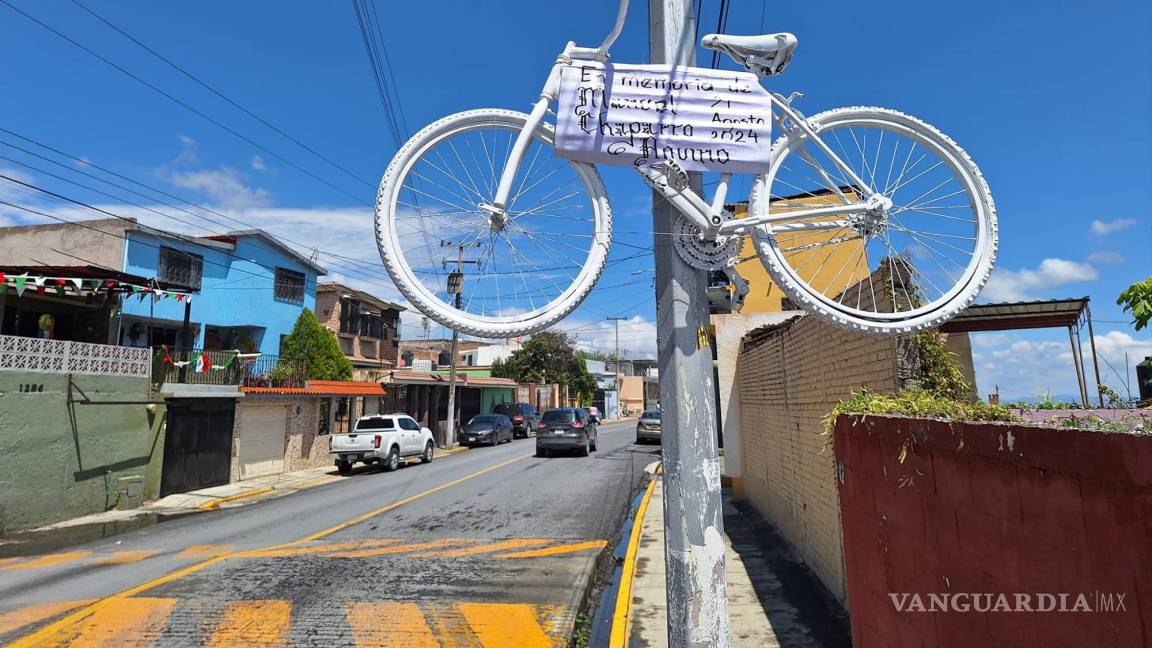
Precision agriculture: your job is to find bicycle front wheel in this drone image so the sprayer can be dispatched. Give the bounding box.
[750,107,997,334]
[376,109,612,338]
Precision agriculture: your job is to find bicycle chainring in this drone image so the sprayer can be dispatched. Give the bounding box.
[672,212,742,270]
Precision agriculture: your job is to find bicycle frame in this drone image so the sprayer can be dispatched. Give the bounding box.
[489,0,876,241]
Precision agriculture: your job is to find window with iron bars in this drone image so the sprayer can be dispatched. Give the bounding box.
[340,298,360,334]
[274,268,306,304]
[157,247,203,290]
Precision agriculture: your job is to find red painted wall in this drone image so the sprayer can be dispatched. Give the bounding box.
[834,415,1152,647]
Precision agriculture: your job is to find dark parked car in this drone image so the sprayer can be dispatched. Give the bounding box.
[493,402,541,438]
[536,407,597,457]
[461,414,513,447]
[636,410,662,444]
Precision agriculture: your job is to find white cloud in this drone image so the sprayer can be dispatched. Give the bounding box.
[972,329,1152,404]
[168,167,271,210]
[1090,218,1139,236]
[173,135,199,165]
[250,155,267,172]
[1087,250,1125,264]
[981,258,1098,302]
[563,314,657,359]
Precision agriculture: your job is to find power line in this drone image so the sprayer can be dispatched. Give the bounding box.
[0,0,369,204]
[67,0,375,191]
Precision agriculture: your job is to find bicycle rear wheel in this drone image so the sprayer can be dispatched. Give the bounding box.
[750,106,997,334]
[376,109,612,338]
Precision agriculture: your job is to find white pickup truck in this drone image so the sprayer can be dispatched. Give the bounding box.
[330,414,436,475]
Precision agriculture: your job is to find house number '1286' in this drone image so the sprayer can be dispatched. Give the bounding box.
[19,384,45,393]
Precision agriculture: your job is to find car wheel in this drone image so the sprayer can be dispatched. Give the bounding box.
[591,437,597,452]
[336,460,352,475]
[578,437,590,457]
[421,441,434,464]
[382,446,400,472]
[536,447,548,458]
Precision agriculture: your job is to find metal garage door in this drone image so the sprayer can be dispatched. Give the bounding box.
[238,406,287,480]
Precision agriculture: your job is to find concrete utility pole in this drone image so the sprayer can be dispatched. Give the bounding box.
[443,246,478,448]
[649,0,730,646]
[606,315,627,418]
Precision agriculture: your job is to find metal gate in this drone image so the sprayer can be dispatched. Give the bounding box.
[161,399,236,496]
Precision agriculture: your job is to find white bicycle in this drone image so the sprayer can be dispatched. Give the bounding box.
[375,0,996,337]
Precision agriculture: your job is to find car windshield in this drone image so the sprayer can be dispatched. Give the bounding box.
[469,415,500,425]
[355,417,394,430]
[641,411,661,419]
[494,404,523,415]
[542,410,576,424]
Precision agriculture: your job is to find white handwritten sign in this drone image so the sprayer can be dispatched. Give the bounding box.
[555,62,773,173]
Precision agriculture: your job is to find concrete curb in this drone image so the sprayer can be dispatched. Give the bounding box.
[609,463,661,647]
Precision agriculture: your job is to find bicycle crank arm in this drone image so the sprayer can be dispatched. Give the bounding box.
[636,163,722,236]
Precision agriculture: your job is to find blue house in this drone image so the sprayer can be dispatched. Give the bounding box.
[119,227,326,355]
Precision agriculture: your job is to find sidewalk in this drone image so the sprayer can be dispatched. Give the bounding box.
[625,476,840,647]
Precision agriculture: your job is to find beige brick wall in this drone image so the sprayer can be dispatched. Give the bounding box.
[230,397,330,482]
[736,314,900,604]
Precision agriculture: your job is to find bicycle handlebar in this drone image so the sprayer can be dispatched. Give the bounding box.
[596,0,630,58]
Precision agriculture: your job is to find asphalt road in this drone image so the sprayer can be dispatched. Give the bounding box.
[0,420,658,646]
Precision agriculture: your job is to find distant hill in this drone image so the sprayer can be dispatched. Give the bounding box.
[998,394,1084,407]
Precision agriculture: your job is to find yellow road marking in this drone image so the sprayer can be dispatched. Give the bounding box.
[329,538,470,558]
[177,544,232,558]
[415,538,551,558]
[9,453,532,648]
[0,557,22,568]
[34,597,176,647]
[495,539,607,559]
[347,602,438,647]
[199,487,276,510]
[0,551,91,571]
[0,600,95,635]
[297,454,532,543]
[609,469,660,647]
[239,538,400,559]
[92,550,161,565]
[206,599,292,648]
[458,603,553,647]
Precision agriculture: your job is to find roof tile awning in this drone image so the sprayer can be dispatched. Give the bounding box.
[939,297,1089,333]
[242,380,386,397]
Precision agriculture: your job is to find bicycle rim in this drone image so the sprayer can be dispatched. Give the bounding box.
[753,107,995,329]
[376,110,611,337]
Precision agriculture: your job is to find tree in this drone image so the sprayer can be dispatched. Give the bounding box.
[490,356,509,378]
[280,308,353,380]
[499,331,599,403]
[1118,275,1152,331]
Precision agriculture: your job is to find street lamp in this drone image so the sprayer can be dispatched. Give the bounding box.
[606,315,628,419]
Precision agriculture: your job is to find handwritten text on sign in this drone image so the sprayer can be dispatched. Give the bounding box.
[555,63,773,173]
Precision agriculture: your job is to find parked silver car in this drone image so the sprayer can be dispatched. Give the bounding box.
[636,410,662,444]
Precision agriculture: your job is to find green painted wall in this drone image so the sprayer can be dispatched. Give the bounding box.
[0,370,165,533]
[480,387,515,413]
[430,368,492,378]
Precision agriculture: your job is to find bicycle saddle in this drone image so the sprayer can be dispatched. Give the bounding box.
[701,32,798,76]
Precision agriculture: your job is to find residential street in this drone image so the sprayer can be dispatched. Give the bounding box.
[0,420,656,647]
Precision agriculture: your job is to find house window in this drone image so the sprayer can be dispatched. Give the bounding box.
[340,298,360,334]
[274,268,305,304]
[359,313,382,339]
[157,247,203,290]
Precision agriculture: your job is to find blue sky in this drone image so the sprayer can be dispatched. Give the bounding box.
[0,0,1149,400]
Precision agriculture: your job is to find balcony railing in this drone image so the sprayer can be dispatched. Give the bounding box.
[0,334,150,377]
[151,347,306,389]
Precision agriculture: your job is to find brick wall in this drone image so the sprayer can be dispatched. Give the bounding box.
[230,397,330,482]
[736,313,900,603]
[834,415,1152,647]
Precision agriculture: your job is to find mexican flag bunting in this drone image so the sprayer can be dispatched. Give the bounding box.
[0,272,5,284]
[176,293,185,302]
[55,285,66,297]
[13,275,27,297]
[32,276,45,287]
[195,352,213,373]
[161,345,174,365]
[69,278,83,291]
